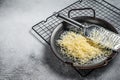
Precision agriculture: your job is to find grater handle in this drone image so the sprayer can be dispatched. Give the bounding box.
[68,8,96,18]
[56,13,85,28]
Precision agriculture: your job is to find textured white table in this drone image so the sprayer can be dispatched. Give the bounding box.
[0,0,120,80]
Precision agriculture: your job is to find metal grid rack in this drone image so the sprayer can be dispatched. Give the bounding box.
[32,0,120,76]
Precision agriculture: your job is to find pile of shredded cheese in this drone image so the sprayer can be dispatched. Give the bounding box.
[57,31,106,64]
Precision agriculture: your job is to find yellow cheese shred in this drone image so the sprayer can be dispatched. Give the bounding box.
[57,31,105,64]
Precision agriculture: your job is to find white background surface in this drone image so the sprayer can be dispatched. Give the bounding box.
[0,0,120,80]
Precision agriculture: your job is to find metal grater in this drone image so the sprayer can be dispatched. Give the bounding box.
[89,26,120,51]
[57,13,120,51]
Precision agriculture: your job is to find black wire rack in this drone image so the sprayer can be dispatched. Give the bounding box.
[31,0,120,76]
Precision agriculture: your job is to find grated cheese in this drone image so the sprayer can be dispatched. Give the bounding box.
[57,31,106,64]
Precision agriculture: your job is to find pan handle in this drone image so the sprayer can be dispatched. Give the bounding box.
[68,8,96,18]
